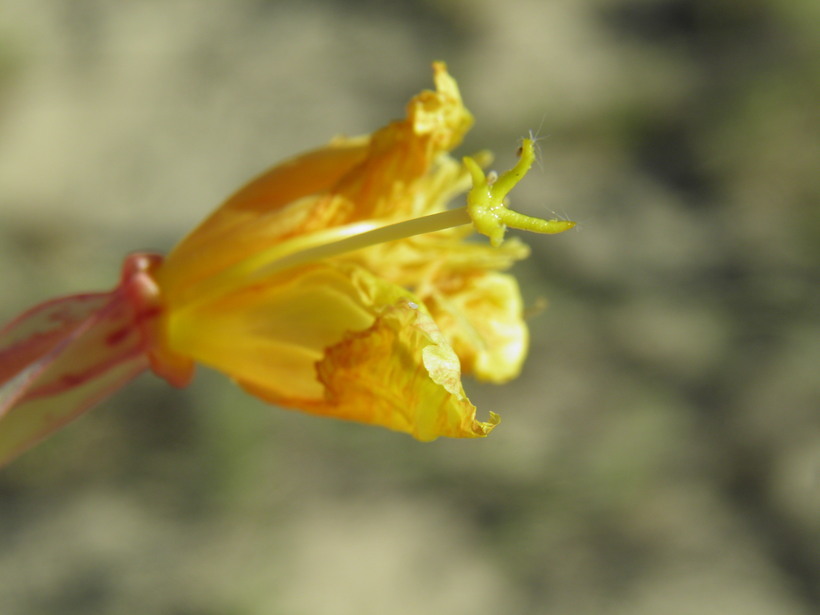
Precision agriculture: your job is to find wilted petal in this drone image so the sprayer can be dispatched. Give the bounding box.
[334,62,473,221]
[425,272,529,383]
[238,265,496,441]
[312,298,498,441]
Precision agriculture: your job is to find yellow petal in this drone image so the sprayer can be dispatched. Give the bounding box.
[191,261,495,441]
[424,272,529,383]
[164,263,376,401]
[310,299,498,441]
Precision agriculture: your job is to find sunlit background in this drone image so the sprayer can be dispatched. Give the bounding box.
[1,1,818,613]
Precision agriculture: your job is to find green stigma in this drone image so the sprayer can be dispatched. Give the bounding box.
[464,138,575,247]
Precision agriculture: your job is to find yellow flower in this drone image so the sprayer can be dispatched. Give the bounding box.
[0,62,574,465]
[140,62,574,441]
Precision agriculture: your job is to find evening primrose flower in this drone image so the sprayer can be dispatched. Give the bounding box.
[0,63,573,464]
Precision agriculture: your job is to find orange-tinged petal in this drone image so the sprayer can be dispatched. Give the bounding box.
[159,139,370,302]
[220,138,371,216]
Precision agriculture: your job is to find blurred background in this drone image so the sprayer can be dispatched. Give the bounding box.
[0,0,817,613]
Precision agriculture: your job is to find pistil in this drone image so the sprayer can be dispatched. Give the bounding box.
[466,138,575,247]
[182,138,573,308]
